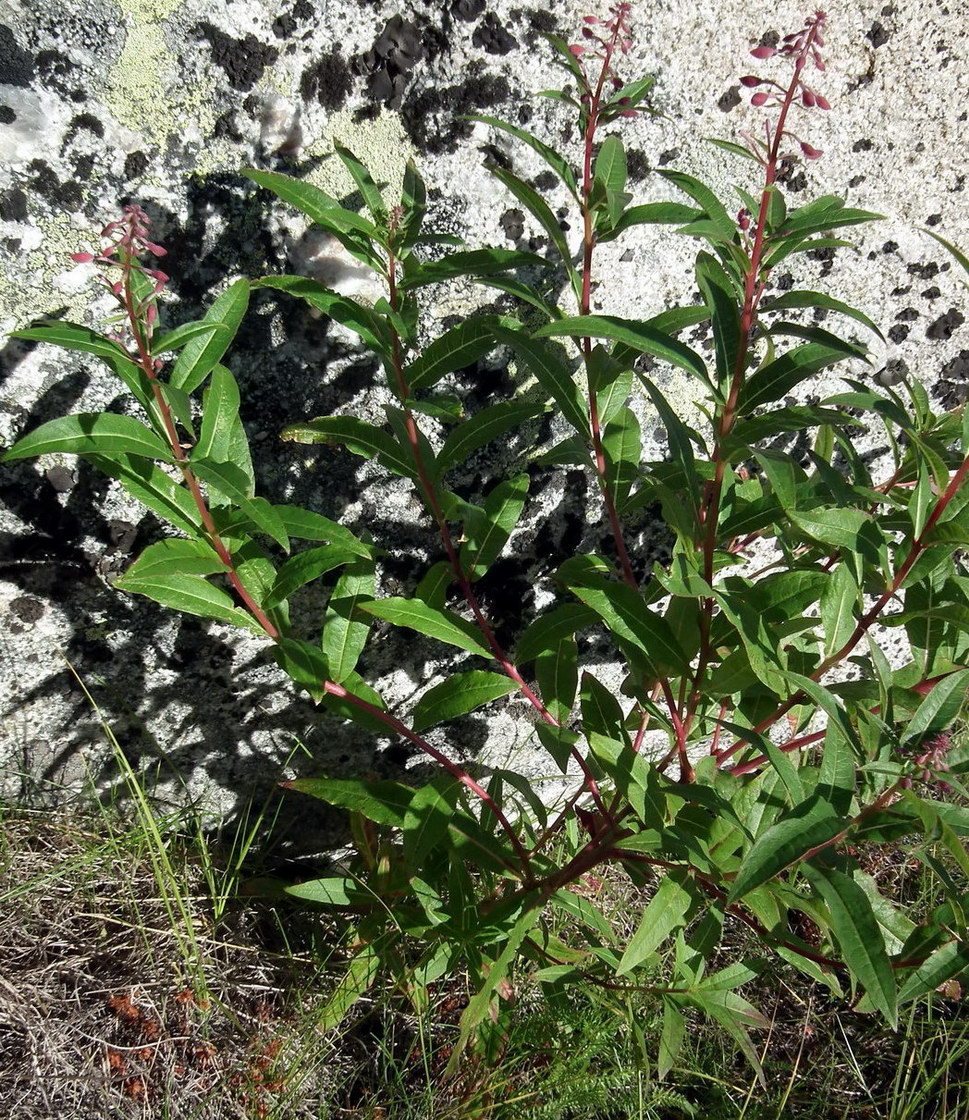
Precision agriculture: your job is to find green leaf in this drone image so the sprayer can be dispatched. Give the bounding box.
[460,473,529,579]
[263,544,361,609]
[899,668,969,748]
[535,638,577,723]
[515,603,597,664]
[405,318,500,392]
[274,506,373,557]
[11,322,155,413]
[435,401,546,477]
[463,114,578,198]
[191,458,290,551]
[333,143,387,220]
[243,169,377,238]
[558,556,690,676]
[658,999,686,1080]
[170,279,249,394]
[3,413,173,464]
[801,862,897,1027]
[411,671,516,732]
[486,165,577,293]
[254,276,388,354]
[618,871,696,974]
[534,315,707,384]
[152,320,229,354]
[696,251,742,391]
[898,940,969,1004]
[659,169,735,239]
[580,670,628,743]
[596,202,702,243]
[397,248,552,290]
[602,405,641,508]
[286,776,415,827]
[114,567,264,633]
[593,134,628,227]
[194,364,241,463]
[122,538,226,582]
[322,560,376,683]
[820,564,858,658]
[788,508,873,554]
[281,415,415,479]
[761,290,884,341]
[728,795,844,902]
[361,598,492,658]
[87,454,202,537]
[740,342,858,412]
[492,326,590,437]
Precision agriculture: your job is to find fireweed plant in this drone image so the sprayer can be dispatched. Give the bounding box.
[6,6,969,1075]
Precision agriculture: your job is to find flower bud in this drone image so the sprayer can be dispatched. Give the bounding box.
[71,252,96,263]
[739,75,762,87]
[802,88,816,107]
[751,91,770,106]
[750,45,775,59]
[800,141,823,159]
[815,94,831,110]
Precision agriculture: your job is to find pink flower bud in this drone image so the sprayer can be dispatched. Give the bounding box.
[583,14,599,23]
[740,75,762,87]
[751,91,770,106]
[111,280,124,296]
[750,45,775,59]
[802,88,816,107]
[144,241,167,257]
[815,93,830,109]
[146,303,158,327]
[569,43,585,58]
[582,26,595,38]
[800,141,823,159]
[71,252,96,263]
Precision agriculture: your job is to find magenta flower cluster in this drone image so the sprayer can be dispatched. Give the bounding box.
[72,204,169,334]
[569,3,638,117]
[741,9,829,162]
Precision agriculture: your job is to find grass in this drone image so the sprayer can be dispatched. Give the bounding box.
[2,701,968,1117]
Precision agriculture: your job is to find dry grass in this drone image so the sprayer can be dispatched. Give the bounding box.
[0,810,342,1119]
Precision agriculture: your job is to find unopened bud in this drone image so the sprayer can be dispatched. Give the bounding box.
[800,141,823,159]
[751,91,771,106]
[569,43,585,58]
[815,93,831,110]
[750,45,775,60]
[739,75,762,87]
[71,252,96,263]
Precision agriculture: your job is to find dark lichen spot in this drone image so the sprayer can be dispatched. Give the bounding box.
[530,170,557,192]
[300,48,353,110]
[883,240,899,254]
[0,186,28,222]
[358,15,423,110]
[124,150,150,179]
[473,12,518,55]
[9,595,44,623]
[26,159,82,211]
[926,213,943,227]
[848,174,865,188]
[657,148,679,167]
[66,112,104,140]
[852,138,873,152]
[453,0,486,19]
[195,23,279,91]
[0,25,34,86]
[402,67,510,155]
[717,86,741,112]
[625,148,650,181]
[866,21,890,47]
[922,285,941,300]
[927,307,965,341]
[896,307,919,321]
[72,153,96,181]
[888,324,910,344]
[877,357,908,386]
[0,104,14,123]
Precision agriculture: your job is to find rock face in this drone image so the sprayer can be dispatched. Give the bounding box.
[1,0,968,834]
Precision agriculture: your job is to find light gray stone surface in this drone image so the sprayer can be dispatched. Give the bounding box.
[1,0,967,835]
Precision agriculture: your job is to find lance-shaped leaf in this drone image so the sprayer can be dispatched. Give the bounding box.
[170,279,249,394]
[618,871,697,974]
[596,201,703,243]
[740,342,859,412]
[322,560,376,684]
[515,602,598,664]
[659,169,735,239]
[11,322,156,414]
[191,458,290,551]
[254,276,388,354]
[88,454,202,537]
[593,134,628,228]
[275,506,373,556]
[898,940,969,1005]
[460,473,529,579]
[535,639,577,723]
[435,400,546,477]
[114,566,264,633]
[820,563,858,658]
[3,413,174,464]
[411,671,517,732]
[333,143,386,220]
[194,364,241,463]
[728,794,844,902]
[243,169,377,238]
[802,861,897,1027]
[602,405,641,509]
[463,113,578,198]
[492,325,589,437]
[121,538,226,582]
[397,248,552,291]
[286,776,416,827]
[899,667,969,748]
[263,543,362,609]
[361,598,492,658]
[404,317,501,392]
[281,415,415,479]
[695,251,742,390]
[534,315,707,384]
[152,319,230,354]
[558,555,690,676]
[760,290,884,340]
